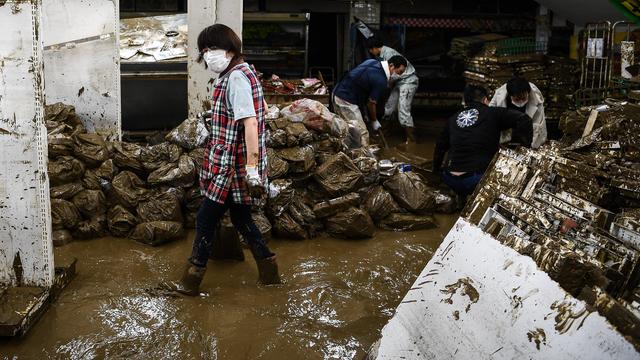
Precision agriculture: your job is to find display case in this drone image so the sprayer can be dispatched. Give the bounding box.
[243,13,310,78]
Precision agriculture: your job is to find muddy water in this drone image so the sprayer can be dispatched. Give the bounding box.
[0,215,456,359]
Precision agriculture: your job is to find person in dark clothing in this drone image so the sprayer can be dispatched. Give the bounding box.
[433,84,533,201]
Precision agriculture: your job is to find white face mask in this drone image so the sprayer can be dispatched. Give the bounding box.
[512,100,528,108]
[390,73,401,81]
[203,49,231,73]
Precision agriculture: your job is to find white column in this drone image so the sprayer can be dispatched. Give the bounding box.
[0,0,54,287]
[42,0,121,141]
[187,0,244,117]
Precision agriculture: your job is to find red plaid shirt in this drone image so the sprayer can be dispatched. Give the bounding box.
[200,63,267,205]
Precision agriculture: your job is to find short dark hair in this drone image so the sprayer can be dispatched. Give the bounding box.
[506,76,531,97]
[388,55,407,68]
[366,35,384,49]
[197,24,243,64]
[464,84,488,104]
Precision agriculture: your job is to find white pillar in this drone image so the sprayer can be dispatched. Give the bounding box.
[536,5,550,54]
[188,0,244,117]
[0,0,54,287]
[42,0,121,141]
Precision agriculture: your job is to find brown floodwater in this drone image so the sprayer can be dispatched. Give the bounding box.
[0,215,456,359]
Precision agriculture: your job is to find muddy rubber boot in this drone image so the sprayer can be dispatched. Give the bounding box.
[249,248,281,285]
[163,264,206,296]
[405,126,417,144]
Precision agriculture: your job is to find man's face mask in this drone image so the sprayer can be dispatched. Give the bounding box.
[510,93,529,108]
[203,49,231,73]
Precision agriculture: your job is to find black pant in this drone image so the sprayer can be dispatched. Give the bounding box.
[189,196,274,267]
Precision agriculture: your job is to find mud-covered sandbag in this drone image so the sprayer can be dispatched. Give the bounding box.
[83,159,118,190]
[384,172,436,213]
[44,102,82,125]
[52,229,73,247]
[325,207,375,239]
[105,171,148,209]
[51,199,82,230]
[147,155,196,187]
[267,148,289,179]
[379,213,438,231]
[48,156,85,186]
[434,190,457,214]
[269,129,288,148]
[107,205,138,237]
[187,148,205,167]
[265,104,280,120]
[136,189,183,223]
[354,157,379,185]
[184,211,198,229]
[160,186,186,203]
[252,211,272,239]
[72,214,107,239]
[314,152,363,196]
[73,133,109,167]
[48,134,74,157]
[72,189,107,217]
[363,186,403,221]
[285,122,314,146]
[275,146,315,173]
[289,197,317,237]
[280,99,333,130]
[185,187,204,213]
[130,221,184,246]
[267,179,294,216]
[165,118,209,150]
[273,212,308,240]
[140,142,182,171]
[112,142,145,174]
[50,182,84,200]
[312,193,360,218]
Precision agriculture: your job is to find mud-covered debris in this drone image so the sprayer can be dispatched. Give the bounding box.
[107,205,138,237]
[184,187,204,213]
[325,207,375,239]
[280,98,335,133]
[136,189,183,223]
[48,134,74,158]
[187,147,204,167]
[267,148,289,179]
[354,156,379,185]
[313,192,360,219]
[275,145,315,174]
[83,159,118,190]
[269,129,288,148]
[379,213,438,231]
[184,211,198,229]
[147,155,196,187]
[288,197,317,238]
[314,152,363,196]
[72,189,107,217]
[384,172,436,213]
[44,102,82,125]
[285,122,314,147]
[140,142,183,171]
[273,211,308,240]
[73,133,110,167]
[112,142,145,174]
[52,229,73,247]
[363,186,404,222]
[51,199,82,230]
[252,211,272,239]
[434,190,457,214]
[105,171,148,209]
[130,221,184,246]
[72,214,107,239]
[48,156,85,186]
[267,179,295,216]
[50,182,84,200]
[165,118,210,150]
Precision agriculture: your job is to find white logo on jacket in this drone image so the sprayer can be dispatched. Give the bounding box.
[456,109,479,128]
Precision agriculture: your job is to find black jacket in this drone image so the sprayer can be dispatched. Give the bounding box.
[433,102,533,173]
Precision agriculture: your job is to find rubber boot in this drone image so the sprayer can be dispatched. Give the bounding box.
[250,248,281,285]
[405,126,417,144]
[163,264,206,296]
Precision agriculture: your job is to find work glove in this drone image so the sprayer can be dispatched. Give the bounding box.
[371,120,382,131]
[245,165,266,198]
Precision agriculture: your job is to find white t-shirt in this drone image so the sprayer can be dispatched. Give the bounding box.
[227,64,256,121]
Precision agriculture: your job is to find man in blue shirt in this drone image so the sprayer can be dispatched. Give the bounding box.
[332,55,407,148]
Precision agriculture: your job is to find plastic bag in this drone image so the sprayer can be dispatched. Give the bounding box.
[106,171,148,209]
[312,192,360,218]
[165,118,210,150]
[265,105,281,120]
[44,102,81,125]
[275,146,315,174]
[51,199,82,230]
[48,156,85,186]
[288,197,317,237]
[268,129,288,148]
[185,187,204,213]
[325,207,375,239]
[48,134,74,158]
[384,172,436,213]
[267,179,294,216]
[140,142,183,171]
[252,211,272,239]
[285,122,314,146]
[187,148,204,167]
[354,157,379,185]
[72,214,107,239]
[314,152,363,196]
[267,148,289,179]
[136,189,183,223]
[280,98,334,130]
[379,213,438,231]
[71,189,107,217]
[73,133,109,167]
[130,221,184,246]
[112,142,145,174]
[50,182,84,200]
[147,155,196,187]
[273,212,308,240]
[83,159,118,190]
[363,186,403,221]
[107,205,138,237]
[434,190,457,214]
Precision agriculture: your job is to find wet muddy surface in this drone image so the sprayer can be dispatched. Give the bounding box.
[1,217,456,359]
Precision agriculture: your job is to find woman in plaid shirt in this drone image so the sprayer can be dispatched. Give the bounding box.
[169,24,279,296]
